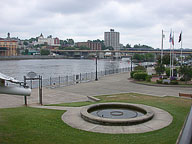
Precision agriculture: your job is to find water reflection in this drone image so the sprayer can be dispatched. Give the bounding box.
[0,59,130,80]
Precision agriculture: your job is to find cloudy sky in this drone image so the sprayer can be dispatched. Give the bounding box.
[0,0,191,49]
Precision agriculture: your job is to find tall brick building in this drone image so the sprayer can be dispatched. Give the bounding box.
[0,33,18,56]
[76,41,101,50]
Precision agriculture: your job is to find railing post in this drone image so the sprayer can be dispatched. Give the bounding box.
[50,77,52,86]
[66,75,68,86]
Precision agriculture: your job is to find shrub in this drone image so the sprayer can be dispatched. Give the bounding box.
[146,75,152,82]
[133,72,148,81]
[170,80,179,85]
[156,80,163,84]
[130,70,143,78]
[165,68,170,77]
[180,77,185,81]
[134,65,146,72]
[164,82,169,85]
[170,76,177,81]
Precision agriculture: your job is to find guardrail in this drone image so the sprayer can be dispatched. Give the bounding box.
[27,67,131,89]
[177,106,192,144]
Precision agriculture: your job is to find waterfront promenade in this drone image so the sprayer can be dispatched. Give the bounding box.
[0,72,191,108]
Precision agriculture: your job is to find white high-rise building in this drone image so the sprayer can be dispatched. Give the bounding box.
[104,29,120,50]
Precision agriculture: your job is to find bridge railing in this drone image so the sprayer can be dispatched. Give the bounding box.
[27,67,131,89]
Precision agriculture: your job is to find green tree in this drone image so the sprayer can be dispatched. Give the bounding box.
[126,44,131,48]
[133,54,145,61]
[155,63,165,76]
[179,65,192,82]
[134,65,146,71]
[66,39,74,45]
[40,49,50,55]
[79,46,91,50]
[106,46,114,50]
[23,41,28,46]
[145,53,155,62]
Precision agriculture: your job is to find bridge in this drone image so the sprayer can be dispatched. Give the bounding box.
[51,49,192,58]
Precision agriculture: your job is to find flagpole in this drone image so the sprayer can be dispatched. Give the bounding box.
[181,31,183,66]
[161,30,164,64]
[172,32,174,77]
[170,41,172,78]
[169,30,172,78]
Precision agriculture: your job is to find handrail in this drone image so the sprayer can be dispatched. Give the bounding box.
[177,105,192,144]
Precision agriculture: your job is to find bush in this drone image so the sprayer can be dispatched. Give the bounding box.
[180,77,185,81]
[156,80,163,84]
[134,65,146,71]
[165,68,170,77]
[146,75,152,82]
[133,72,148,81]
[170,76,177,81]
[164,82,169,85]
[170,80,179,85]
[130,70,143,78]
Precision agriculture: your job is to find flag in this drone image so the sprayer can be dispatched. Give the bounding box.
[169,31,172,43]
[178,32,182,43]
[172,33,174,45]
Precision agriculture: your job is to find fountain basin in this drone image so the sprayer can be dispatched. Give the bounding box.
[80,103,154,125]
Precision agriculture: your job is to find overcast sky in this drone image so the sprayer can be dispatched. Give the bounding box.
[0,0,192,49]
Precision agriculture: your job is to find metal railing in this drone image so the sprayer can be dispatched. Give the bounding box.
[28,67,131,89]
[177,105,192,144]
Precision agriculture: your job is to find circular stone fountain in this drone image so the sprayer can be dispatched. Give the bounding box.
[80,103,154,125]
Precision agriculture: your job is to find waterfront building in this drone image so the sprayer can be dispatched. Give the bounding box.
[35,33,60,47]
[104,29,120,50]
[0,33,18,56]
[76,41,101,50]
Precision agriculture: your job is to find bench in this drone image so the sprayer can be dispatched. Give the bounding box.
[179,93,192,98]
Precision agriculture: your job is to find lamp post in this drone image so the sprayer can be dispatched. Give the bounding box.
[95,55,98,81]
[130,56,133,72]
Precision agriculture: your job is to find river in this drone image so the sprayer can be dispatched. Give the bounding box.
[0,59,131,81]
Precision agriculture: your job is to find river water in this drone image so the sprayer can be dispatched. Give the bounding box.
[0,59,131,81]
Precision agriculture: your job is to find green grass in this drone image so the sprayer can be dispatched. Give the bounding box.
[0,93,192,144]
[135,80,192,87]
[46,101,95,107]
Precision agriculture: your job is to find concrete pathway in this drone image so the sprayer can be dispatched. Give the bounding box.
[0,72,191,108]
[32,104,173,134]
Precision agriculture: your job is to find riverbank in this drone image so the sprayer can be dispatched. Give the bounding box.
[0,55,68,60]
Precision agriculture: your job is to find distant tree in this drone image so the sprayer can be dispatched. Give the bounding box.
[23,41,28,46]
[24,49,29,55]
[133,53,145,61]
[157,54,176,65]
[133,44,140,48]
[79,45,91,50]
[134,65,146,71]
[40,49,50,55]
[133,44,153,49]
[66,39,74,45]
[106,46,114,50]
[155,63,165,76]
[29,38,37,43]
[126,44,131,48]
[145,53,155,62]
[179,65,192,82]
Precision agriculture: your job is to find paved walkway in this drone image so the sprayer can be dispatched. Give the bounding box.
[0,72,191,108]
[33,104,172,134]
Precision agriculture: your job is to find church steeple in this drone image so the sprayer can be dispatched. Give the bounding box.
[7,32,10,38]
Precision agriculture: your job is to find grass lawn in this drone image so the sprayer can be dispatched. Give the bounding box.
[0,93,192,144]
[133,80,192,87]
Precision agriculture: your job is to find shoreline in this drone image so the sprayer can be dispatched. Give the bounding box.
[0,55,87,61]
